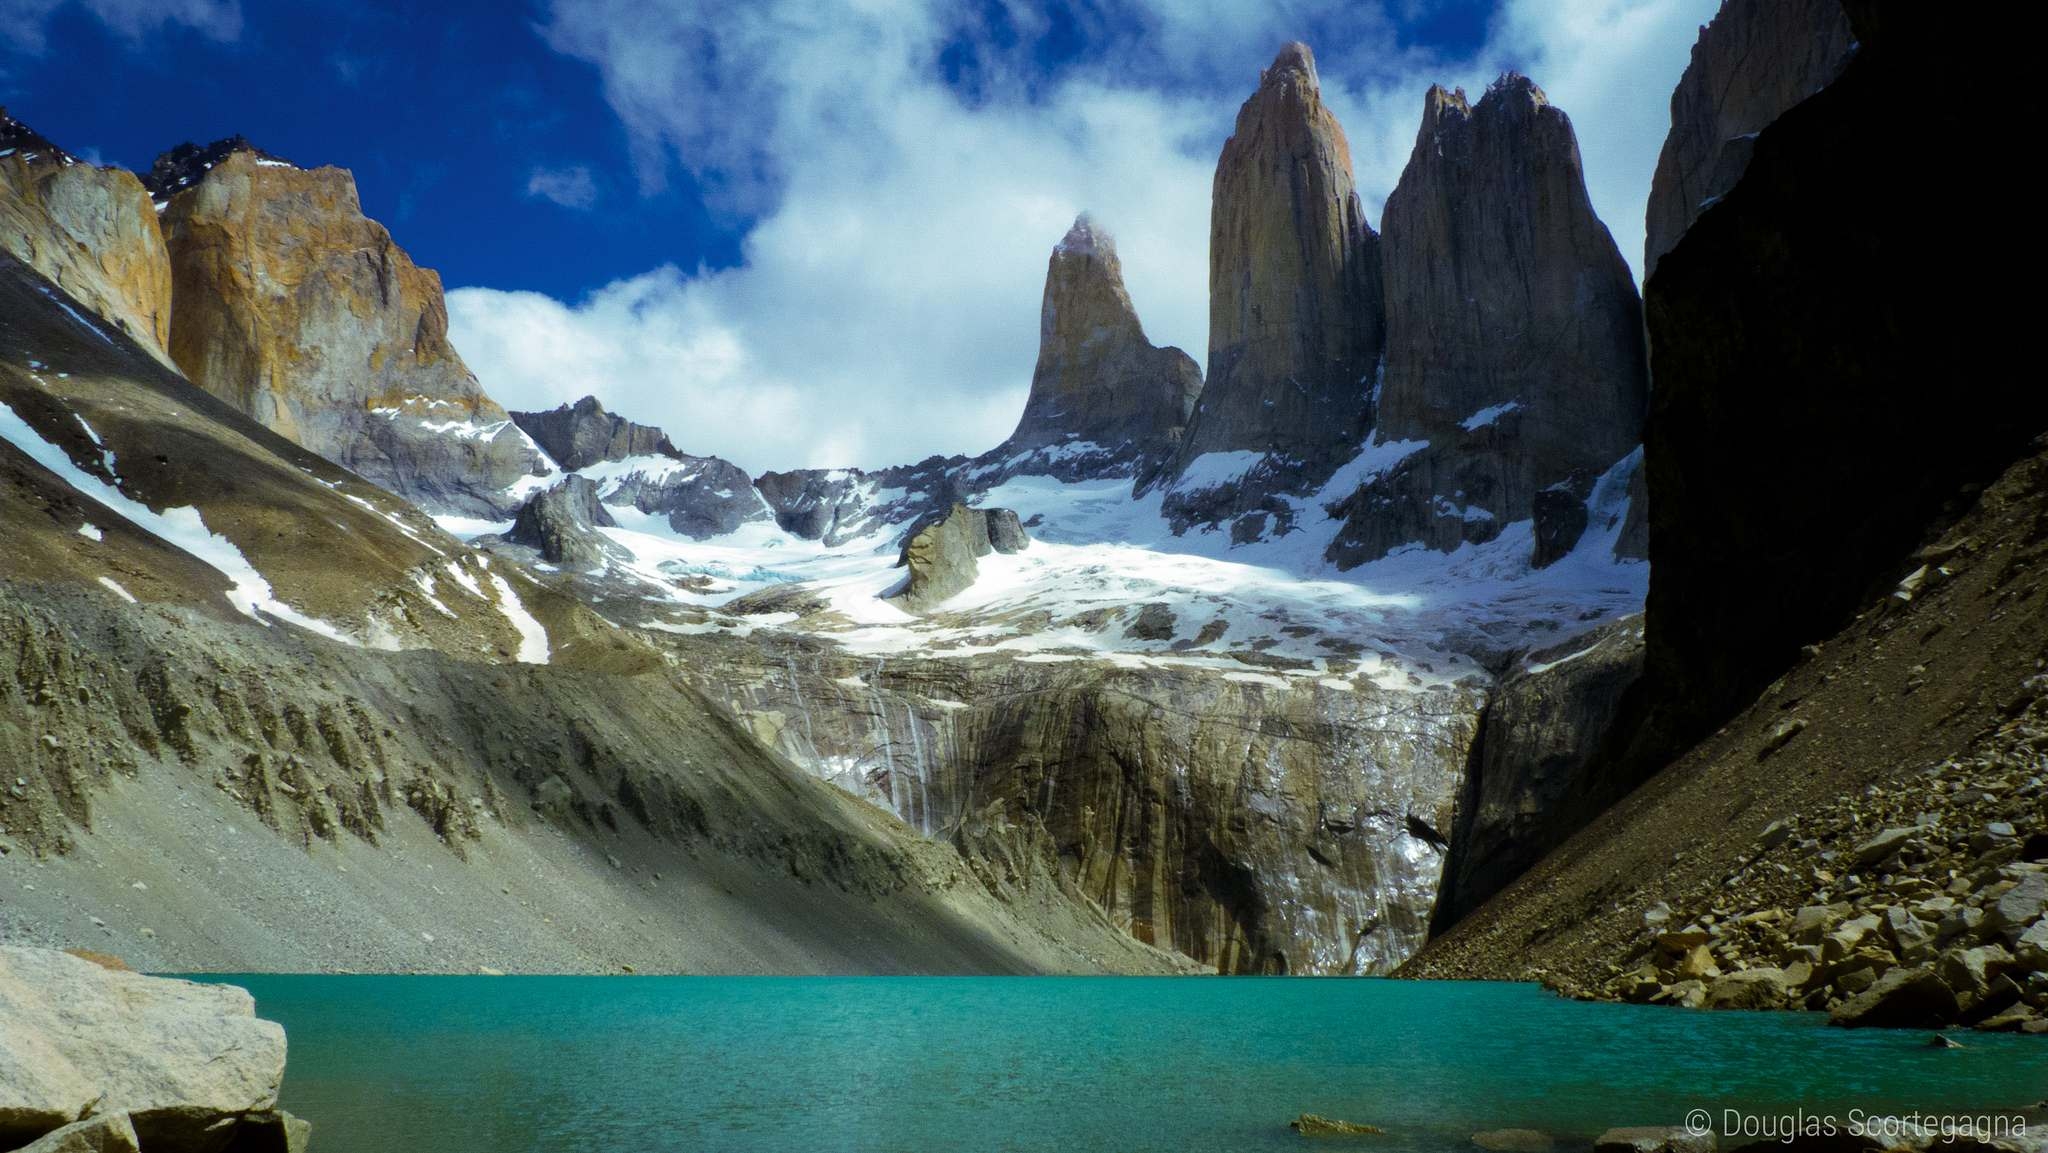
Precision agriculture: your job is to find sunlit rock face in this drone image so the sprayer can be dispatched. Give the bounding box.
[1325,76,1646,569]
[156,147,550,517]
[0,109,175,368]
[691,645,1483,975]
[1163,43,1386,537]
[1641,0,1854,280]
[999,214,1201,471]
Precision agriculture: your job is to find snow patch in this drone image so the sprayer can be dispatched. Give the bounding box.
[96,576,137,604]
[487,571,550,664]
[0,401,355,642]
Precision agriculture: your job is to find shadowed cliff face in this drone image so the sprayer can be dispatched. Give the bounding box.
[1001,215,1201,466]
[158,150,551,517]
[1177,42,1384,471]
[1631,0,2040,763]
[1641,0,1854,279]
[1325,76,1646,569]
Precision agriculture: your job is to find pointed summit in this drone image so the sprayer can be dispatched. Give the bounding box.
[1326,71,1646,566]
[999,213,1201,458]
[1175,40,1384,469]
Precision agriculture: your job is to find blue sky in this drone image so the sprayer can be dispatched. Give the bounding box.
[1,0,1716,471]
[2,0,742,299]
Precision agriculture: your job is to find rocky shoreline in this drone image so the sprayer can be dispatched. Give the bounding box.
[0,946,307,1152]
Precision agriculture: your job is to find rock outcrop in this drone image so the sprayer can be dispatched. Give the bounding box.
[1167,42,1384,531]
[0,946,306,1151]
[756,468,900,546]
[157,144,550,517]
[998,215,1200,467]
[1641,0,1855,279]
[595,452,771,539]
[1429,618,1644,935]
[505,474,618,566]
[1326,76,1646,567]
[1630,0,2041,763]
[1,109,174,366]
[510,395,679,471]
[889,503,1027,611]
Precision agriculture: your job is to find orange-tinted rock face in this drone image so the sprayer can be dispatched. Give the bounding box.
[1641,0,1854,280]
[1179,43,1384,465]
[1002,214,1200,461]
[159,150,549,515]
[1,111,174,366]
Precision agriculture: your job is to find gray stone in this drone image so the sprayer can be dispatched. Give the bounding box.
[0,947,284,1148]
[509,395,678,471]
[1593,1126,1715,1153]
[1828,966,1960,1029]
[12,1112,139,1153]
[504,475,618,566]
[1123,603,1177,642]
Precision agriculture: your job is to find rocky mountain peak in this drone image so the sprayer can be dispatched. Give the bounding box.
[1642,0,1854,279]
[510,395,681,471]
[0,106,73,165]
[997,213,1201,460]
[1173,39,1384,479]
[1326,70,1645,567]
[143,136,297,205]
[1264,41,1318,89]
[1055,212,1109,257]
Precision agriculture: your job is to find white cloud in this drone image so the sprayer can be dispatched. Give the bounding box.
[450,0,1715,473]
[0,0,241,53]
[525,164,599,210]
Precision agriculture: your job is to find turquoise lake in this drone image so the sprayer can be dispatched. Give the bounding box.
[205,976,2047,1152]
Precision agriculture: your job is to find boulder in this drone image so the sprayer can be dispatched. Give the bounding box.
[1593,1127,1714,1153]
[1123,603,1177,642]
[12,1112,139,1153]
[999,215,1201,463]
[509,395,678,471]
[504,475,618,566]
[0,947,286,1150]
[1291,1113,1383,1137]
[1704,967,1792,1010]
[984,508,1029,554]
[889,504,1030,612]
[1985,873,2048,935]
[1474,1130,1555,1153]
[1827,966,1960,1029]
[1531,483,1591,569]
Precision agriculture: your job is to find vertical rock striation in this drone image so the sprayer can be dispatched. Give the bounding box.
[999,214,1201,467]
[1326,76,1646,568]
[1165,43,1383,536]
[1642,0,1855,279]
[156,145,550,517]
[0,109,174,367]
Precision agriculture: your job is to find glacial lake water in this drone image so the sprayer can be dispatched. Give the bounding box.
[201,975,2046,1152]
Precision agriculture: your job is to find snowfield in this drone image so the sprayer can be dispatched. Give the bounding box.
[445,438,1649,693]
